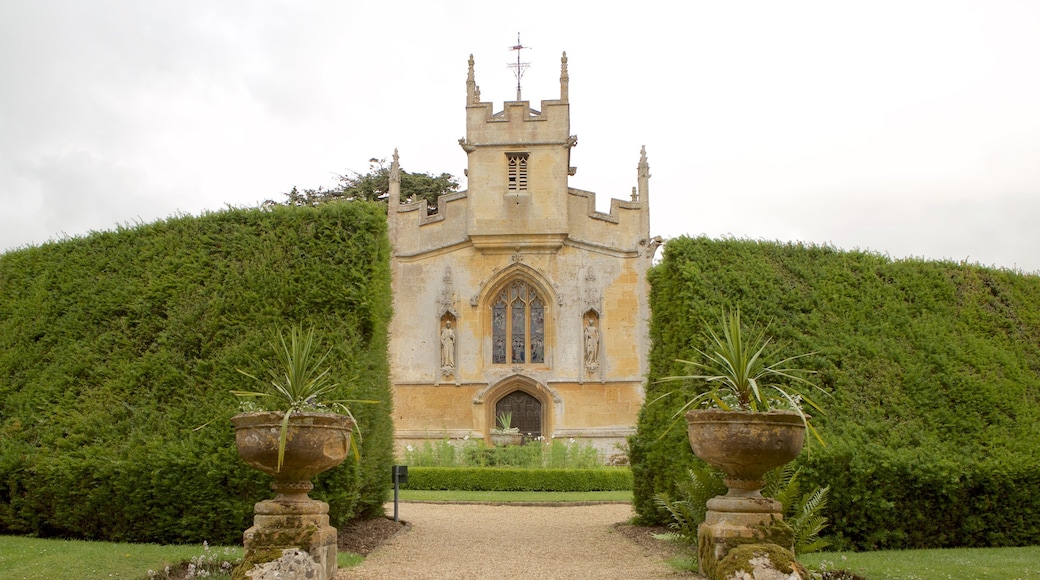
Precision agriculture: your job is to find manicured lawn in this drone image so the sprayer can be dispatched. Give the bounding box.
[0,535,239,579]
[398,489,633,503]
[0,536,362,579]
[801,546,1040,579]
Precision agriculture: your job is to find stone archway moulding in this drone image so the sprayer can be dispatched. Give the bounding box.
[473,373,562,406]
[471,262,560,308]
[473,374,561,437]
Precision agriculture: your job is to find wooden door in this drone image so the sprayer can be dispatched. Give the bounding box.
[495,390,542,440]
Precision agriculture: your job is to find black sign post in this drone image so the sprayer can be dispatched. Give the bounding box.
[391,465,408,522]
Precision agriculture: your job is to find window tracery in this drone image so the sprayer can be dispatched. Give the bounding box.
[491,280,545,364]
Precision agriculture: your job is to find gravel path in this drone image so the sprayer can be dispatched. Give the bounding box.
[334,503,688,580]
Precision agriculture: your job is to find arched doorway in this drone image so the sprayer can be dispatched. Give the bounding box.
[495,390,542,440]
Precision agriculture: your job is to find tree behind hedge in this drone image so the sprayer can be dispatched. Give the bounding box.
[631,236,1040,550]
[0,202,394,544]
[280,157,459,210]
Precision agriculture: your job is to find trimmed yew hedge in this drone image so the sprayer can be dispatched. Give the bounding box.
[0,203,394,544]
[631,236,1040,550]
[401,467,633,492]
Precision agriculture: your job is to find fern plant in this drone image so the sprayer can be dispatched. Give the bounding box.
[653,463,726,545]
[764,463,832,554]
[657,462,831,555]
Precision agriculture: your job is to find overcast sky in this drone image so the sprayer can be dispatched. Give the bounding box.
[3,1,1039,273]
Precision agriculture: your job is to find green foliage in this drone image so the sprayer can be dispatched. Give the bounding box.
[234,326,344,413]
[401,437,604,470]
[280,157,459,210]
[764,464,831,554]
[0,202,395,544]
[632,236,1040,550]
[653,307,827,444]
[400,466,633,492]
[398,489,631,502]
[653,463,725,546]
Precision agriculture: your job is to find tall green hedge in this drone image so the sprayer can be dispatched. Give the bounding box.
[631,236,1040,550]
[0,202,394,544]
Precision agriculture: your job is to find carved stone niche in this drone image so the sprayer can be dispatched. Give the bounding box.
[438,266,459,380]
[439,313,457,378]
[583,310,601,374]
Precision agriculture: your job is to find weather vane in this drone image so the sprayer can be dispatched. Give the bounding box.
[507,32,530,101]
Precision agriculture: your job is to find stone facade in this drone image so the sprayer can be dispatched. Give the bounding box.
[388,53,655,457]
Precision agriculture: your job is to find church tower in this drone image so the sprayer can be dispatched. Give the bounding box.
[387,51,654,458]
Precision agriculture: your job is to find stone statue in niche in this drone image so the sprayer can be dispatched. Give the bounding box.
[440,320,456,374]
[584,318,600,370]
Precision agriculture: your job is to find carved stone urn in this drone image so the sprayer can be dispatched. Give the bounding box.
[489,430,523,447]
[687,409,805,511]
[231,411,353,580]
[686,409,805,579]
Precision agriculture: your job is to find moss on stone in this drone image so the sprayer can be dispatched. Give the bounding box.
[249,523,320,548]
[232,548,283,580]
[699,516,797,579]
[754,518,795,549]
[236,520,324,579]
[715,543,806,580]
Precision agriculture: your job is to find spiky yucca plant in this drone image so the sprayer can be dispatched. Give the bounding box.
[233,325,376,472]
[655,307,827,444]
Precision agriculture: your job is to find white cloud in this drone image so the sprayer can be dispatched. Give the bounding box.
[1,1,1039,272]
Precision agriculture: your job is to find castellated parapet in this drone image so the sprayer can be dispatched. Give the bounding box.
[387,52,654,459]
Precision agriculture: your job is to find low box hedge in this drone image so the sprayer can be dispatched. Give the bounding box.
[401,467,633,492]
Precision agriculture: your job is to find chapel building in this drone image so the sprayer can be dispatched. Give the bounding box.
[387,52,655,457]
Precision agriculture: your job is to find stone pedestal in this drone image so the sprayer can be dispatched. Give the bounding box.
[697,496,794,580]
[238,486,337,580]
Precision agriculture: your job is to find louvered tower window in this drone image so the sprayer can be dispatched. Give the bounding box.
[491,280,545,364]
[507,152,529,191]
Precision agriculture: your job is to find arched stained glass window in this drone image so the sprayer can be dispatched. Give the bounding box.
[491,280,545,365]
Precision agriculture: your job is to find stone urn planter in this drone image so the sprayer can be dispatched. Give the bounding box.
[686,409,805,512]
[231,411,354,580]
[687,408,806,579]
[489,431,523,447]
[489,411,522,447]
[232,411,353,498]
